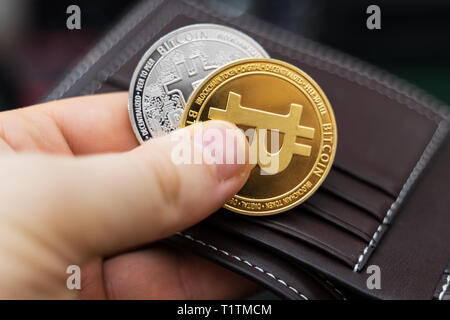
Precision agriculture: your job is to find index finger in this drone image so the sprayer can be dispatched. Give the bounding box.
[40,92,139,154]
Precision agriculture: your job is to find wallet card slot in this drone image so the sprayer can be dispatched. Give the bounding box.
[207,210,368,268]
[304,191,379,242]
[322,168,395,221]
[329,165,395,198]
[253,212,367,266]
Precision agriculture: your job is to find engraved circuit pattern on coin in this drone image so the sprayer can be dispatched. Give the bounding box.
[181,58,338,216]
[129,24,269,142]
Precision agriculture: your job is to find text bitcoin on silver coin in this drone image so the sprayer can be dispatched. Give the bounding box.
[128,23,269,142]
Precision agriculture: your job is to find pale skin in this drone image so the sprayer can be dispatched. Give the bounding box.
[0,92,259,299]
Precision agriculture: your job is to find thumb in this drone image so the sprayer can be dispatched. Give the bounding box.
[0,120,251,264]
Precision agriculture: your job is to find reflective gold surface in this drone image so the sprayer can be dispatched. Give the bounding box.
[181,58,337,215]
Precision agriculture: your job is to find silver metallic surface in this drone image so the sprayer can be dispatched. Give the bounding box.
[128,23,269,142]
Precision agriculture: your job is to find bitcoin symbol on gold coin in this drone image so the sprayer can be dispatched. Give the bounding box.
[209,91,315,174]
[182,58,337,216]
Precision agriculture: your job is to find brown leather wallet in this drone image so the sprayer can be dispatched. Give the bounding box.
[43,0,450,300]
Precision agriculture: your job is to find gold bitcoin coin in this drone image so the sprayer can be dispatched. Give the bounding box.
[181,58,337,215]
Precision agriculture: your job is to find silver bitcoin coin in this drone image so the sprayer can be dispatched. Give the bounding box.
[128,23,269,143]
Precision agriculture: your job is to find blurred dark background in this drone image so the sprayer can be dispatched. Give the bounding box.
[0,0,449,110]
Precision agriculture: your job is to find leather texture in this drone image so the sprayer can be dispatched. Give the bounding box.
[43,0,450,300]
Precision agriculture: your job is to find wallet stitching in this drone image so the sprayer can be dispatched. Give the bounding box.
[353,121,449,272]
[439,275,450,300]
[177,232,309,300]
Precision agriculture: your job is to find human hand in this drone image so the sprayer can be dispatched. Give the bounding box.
[0,92,258,299]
